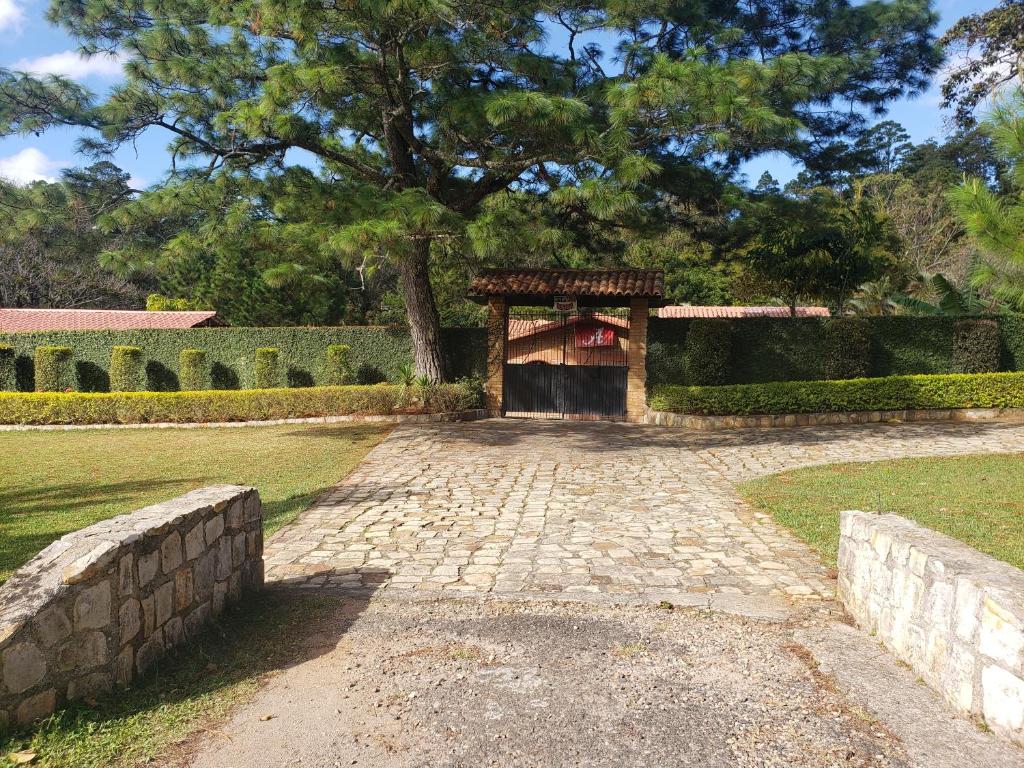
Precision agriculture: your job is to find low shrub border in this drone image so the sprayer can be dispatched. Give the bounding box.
[648,371,1024,416]
[0,382,482,426]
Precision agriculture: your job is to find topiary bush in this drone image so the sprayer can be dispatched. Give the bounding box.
[683,319,732,385]
[179,348,209,391]
[110,346,144,392]
[952,319,1001,374]
[823,318,872,380]
[649,372,1024,416]
[34,346,74,392]
[325,344,353,386]
[254,347,281,389]
[0,345,14,392]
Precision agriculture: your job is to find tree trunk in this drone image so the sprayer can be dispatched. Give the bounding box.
[397,239,449,383]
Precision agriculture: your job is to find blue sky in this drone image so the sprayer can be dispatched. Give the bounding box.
[0,0,998,189]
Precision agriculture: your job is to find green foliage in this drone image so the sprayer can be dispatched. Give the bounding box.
[647,316,1022,387]
[823,319,871,380]
[394,363,416,387]
[950,89,1024,309]
[34,346,74,392]
[744,188,900,312]
[254,348,281,389]
[952,320,1002,374]
[146,294,210,311]
[0,327,486,392]
[110,346,144,392]
[0,344,14,392]
[179,348,209,391]
[0,383,483,425]
[324,345,353,386]
[683,320,732,386]
[649,372,1024,416]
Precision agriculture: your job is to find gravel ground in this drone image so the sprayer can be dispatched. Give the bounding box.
[186,595,922,768]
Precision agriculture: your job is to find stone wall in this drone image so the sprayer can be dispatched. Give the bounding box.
[0,485,263,731]
[839,511,1024,747]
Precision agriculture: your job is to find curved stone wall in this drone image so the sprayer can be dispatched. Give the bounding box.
[0,485,263,730]
[839,511,1023,747]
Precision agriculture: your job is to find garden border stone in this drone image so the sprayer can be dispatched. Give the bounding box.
[645,407,1024,430]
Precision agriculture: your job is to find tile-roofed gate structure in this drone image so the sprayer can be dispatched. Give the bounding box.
[469,269,664,422]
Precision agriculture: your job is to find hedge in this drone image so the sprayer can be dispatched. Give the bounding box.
[647,315,1024,386]
[254,347,281,389]
[823,318,871,380]
[952,319,1000,373]
[179,348,209,391]
[0,345,14,392]
[649,372,1024,416]
[325,344,353,386]
[110,346,144,392]
[34,346,74,392]
[683,320,731,385]
[0,382,483,425]
[0,326,488,392]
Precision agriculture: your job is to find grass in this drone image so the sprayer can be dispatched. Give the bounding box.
[0,423,391,583]
[739,453,1024,570]
[0,593,343,768]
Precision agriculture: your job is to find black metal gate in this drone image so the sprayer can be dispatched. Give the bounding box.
[503,308,629,419]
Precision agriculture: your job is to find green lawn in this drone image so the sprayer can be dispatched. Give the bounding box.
[0,423,391,583]
[739,453,1024,570]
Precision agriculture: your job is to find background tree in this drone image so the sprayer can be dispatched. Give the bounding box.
[0,0,941,379]
[949,88,1024,309]
[0,163,152,308]
[941,0,1024,125]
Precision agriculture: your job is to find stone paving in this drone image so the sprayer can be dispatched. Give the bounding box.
[264,419,1024,607]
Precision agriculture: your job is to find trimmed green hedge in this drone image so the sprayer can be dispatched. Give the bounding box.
[823,318,871,380]
[325,344,353,385]
[0,326,488,392]
[683,320,731,385]
[0,345,14,392]
[647,315,1024,386]
[110,346,144,392]
[254,347,281,389]
[0,382,483,425]
[179,348,209,391]
[953,319,1000,373]
[649,372,1024,416]
[34,346,74,392]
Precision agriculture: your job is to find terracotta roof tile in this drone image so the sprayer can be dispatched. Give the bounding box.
[656,305,830,319]
[0,308,222,333]
[470,269,664,302]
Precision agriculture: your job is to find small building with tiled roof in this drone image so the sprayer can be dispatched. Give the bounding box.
[657,305,830,319]
[0,308,223,333]
[469,268,665,307]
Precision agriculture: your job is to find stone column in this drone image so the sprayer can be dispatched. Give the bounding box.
[626,298,649,423]
[485,297,507,416]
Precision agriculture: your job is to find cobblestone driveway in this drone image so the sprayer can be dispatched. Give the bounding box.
[265,420,1024,608]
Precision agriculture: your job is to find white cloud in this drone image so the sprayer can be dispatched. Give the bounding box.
[0,0,24,33]
[12,50,128,80]
[0,148,64,185]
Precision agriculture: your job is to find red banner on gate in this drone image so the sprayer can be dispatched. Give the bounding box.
[575,323,616,348]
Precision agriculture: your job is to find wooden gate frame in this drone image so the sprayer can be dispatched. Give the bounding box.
[468,269,665,423]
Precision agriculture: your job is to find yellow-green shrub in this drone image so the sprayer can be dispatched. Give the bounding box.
[649,372,1024,416]
[34,346,74,392]
[0,382,483,425]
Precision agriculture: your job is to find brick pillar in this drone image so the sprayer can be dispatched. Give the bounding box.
[485,297,507,416]
[626,298,649,423]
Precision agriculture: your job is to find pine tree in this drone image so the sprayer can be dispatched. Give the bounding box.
[1,0,939,379]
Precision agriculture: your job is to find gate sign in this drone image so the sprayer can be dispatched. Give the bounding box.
[575,323,617,348]
[553,295,577,312]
